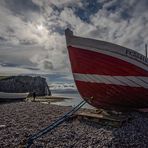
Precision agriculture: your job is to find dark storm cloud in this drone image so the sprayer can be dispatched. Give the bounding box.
[5,0,40,15]
[73,0,102,22]
[0,36,7,42]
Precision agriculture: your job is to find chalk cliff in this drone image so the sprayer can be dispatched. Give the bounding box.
[0,76,51,96]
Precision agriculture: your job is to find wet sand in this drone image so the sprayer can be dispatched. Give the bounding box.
[0,102,148,148]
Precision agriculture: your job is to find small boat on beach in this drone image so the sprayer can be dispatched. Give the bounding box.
[65,28,148,110]
[0,92,29,102]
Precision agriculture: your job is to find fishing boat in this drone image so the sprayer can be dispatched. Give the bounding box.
[65,28,148,110]
[0,92,29,102]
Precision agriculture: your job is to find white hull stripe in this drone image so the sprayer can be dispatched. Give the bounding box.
[71,45,148,72]
[73,73,148,89]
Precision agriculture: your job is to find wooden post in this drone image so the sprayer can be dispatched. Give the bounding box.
[145,44,147,58]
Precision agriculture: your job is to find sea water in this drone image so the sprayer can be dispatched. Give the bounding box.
[50,89,94,109]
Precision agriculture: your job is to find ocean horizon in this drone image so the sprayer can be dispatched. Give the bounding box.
[50,85,94,109]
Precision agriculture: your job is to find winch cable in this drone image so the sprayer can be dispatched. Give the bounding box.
[26,100,86,148]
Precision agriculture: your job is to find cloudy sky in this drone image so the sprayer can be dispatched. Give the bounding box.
[0,0,148,83]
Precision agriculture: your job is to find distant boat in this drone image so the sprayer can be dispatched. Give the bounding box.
[0,92,29,102]
[65,28,148,110]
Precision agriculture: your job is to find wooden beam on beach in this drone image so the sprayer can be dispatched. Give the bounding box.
[72,110,130,127]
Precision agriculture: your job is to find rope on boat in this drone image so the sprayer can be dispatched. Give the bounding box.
[26,100,86,148]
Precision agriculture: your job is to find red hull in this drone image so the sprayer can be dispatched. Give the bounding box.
[65,29,148,110]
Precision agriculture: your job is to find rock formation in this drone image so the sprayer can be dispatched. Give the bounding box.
[0,76,51,96]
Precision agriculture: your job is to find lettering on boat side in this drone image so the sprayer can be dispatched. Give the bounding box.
[125,49,148,64]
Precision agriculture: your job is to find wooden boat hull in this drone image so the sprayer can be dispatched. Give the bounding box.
[0,92,29,102]
[65,29,148,110]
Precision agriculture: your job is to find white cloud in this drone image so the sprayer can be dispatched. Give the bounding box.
[50,82,76,90]
[48,0,82,8]
[0,65,36,76]
[89,0,148,54]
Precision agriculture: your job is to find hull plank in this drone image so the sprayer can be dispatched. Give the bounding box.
[68,46,148,76]
[75,81,148,109]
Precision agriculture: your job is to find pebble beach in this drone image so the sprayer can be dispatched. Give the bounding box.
[0,101,148,148]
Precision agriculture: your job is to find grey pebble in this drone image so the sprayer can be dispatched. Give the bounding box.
[0,102,148,148]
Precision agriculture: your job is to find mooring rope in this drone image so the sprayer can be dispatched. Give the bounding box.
[26,100,86,148]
